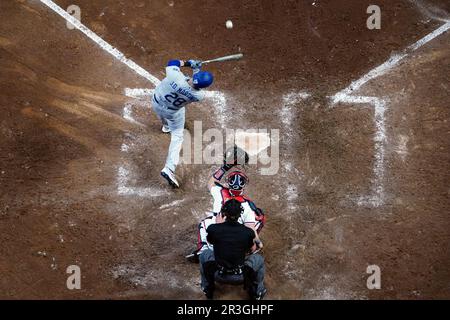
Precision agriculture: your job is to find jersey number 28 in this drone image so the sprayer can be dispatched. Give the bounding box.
[164,92,187,108]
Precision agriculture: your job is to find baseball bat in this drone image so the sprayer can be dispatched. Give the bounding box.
[202,53,243,65]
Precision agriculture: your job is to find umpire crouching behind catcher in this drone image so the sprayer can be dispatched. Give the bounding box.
[199,199,267,300]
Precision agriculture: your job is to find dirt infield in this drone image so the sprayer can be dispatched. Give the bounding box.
[0,0,449,299]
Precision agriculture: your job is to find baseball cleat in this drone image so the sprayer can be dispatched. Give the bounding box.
[162,125,171,133]
[255,288,267,300]
[161,167,179,188]
[202,287,214,300]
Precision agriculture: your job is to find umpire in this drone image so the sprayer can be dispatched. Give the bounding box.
[199,199,267,300]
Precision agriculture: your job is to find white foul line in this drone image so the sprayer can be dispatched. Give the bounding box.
[39,0,161,86]
[409,0,450,23]
[331,21,450,207]
[38,0,234,196]
[333,21,450,101]
[38,0,165,197]
[39,0,229,125]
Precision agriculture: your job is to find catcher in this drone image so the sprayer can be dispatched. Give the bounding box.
[187,146,266,260]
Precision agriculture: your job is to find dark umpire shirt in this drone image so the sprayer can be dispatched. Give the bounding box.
[206,220,255,269]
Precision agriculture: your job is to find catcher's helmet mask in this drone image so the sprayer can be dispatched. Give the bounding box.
[224,145,249,166]
[227,171,248,196]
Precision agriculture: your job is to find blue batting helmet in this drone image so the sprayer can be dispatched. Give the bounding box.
[192,71,214,89]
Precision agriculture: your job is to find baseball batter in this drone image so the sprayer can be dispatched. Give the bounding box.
[152,59,214,188]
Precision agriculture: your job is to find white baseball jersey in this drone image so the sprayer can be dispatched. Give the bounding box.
[153,66,205,111]
[210,185,256,225]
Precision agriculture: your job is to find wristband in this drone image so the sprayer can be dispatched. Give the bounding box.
[213,167,226,181]
[212,164,235,181]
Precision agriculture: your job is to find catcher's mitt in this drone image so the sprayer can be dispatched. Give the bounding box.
[224,145,249,166]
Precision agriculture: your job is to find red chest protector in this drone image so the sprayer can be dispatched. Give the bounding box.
[220,187,266,233]
[220,187,248,204]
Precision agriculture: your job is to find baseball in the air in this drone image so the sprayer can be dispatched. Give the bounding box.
[226,20,233,29]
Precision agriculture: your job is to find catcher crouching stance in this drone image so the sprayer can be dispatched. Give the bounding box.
[202,168,265,247]
[188,149,267,299]
[190,151,266,259]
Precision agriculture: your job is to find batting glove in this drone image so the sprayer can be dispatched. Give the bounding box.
[187,59,202,69]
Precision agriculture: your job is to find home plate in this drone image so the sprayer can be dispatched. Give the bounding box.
[235,131,271,156]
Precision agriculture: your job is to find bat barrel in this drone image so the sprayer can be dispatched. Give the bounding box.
[202,53,243,64]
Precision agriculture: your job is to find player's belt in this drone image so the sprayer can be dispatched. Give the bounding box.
[217,265,244,275]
